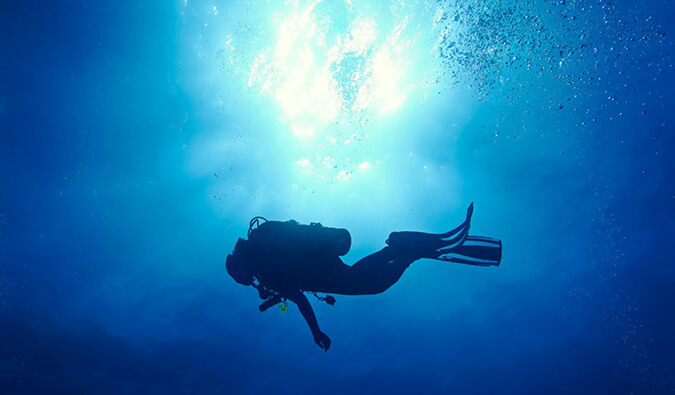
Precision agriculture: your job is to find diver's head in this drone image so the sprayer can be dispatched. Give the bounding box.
[226,238,255,286]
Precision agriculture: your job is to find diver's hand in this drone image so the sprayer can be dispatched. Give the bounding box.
[314,331,331,351]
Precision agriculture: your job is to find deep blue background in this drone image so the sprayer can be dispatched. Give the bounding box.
[1,1,674,394]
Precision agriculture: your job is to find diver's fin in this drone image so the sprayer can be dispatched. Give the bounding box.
[435,236,501,267]
[437,206,472,250]
[386,204,474,255]
[438,203,473,239]
[438,222,470,251]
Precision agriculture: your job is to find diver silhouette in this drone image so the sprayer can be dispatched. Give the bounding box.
[226,203,501,351]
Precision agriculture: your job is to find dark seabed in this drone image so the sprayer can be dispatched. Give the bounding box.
[1,1,674,394]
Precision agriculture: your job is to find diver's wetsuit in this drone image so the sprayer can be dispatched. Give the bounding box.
[246,203,500,296]
[253,245,417,296]
[227,203,501,351]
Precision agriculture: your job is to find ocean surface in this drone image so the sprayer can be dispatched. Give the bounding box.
[1,1,674,394]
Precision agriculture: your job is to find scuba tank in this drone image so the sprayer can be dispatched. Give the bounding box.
[248,218,351,257]
[247,217,343,312]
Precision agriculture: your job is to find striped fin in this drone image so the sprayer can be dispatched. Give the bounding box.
[436,236,501,267]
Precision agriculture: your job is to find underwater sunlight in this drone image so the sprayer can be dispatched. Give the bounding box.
[4,0,673,393]
[202,0,445,181]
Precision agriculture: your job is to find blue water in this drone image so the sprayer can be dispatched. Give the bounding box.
[1,1,674,394]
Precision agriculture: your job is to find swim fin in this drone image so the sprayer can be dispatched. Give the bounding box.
[435,236,502,267]
[386,203,474,254]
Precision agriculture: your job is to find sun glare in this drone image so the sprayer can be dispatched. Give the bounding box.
[229,0,435,181]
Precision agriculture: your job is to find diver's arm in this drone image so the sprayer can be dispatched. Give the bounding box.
[286,290,331,351]
[258,295,282,312]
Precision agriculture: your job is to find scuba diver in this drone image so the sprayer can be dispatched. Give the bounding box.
[225,203,501,351]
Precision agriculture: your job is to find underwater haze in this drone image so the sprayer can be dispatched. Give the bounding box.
[1,0,674,394]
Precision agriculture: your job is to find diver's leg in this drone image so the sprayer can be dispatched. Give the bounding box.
[322,204,482,295]
[322,247,414,295]
[302,250,410,296]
